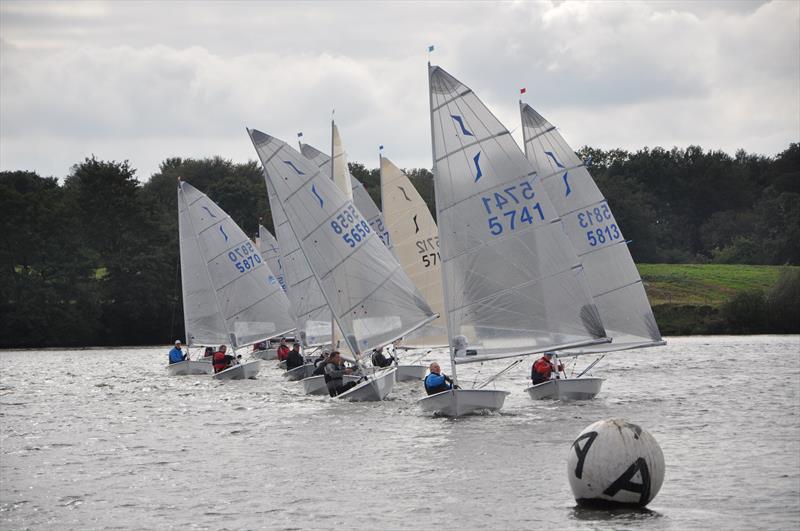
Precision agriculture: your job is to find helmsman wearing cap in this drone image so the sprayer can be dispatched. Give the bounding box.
[168,340,187,364]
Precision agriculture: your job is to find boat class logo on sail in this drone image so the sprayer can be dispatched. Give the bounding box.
[544,151,571,197]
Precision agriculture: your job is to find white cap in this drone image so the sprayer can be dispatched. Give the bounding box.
[175,340,182,345]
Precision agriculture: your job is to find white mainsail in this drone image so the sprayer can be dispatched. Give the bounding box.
[257,224,287,293]
[178,180,295,348]
[380,155,448,346]
[265,175,332,347]
[301,138,392,249]
[520,102,663,354]
[428,64,608,365]
[248,128,437,356]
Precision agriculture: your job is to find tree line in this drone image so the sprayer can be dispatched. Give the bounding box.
[1,143,797,347]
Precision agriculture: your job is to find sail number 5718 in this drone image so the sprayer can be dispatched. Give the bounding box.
[480,178,545,236]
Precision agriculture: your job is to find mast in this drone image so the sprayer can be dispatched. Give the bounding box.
[427,62,459,385]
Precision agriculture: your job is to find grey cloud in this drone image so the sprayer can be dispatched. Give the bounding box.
[0,0,797,180]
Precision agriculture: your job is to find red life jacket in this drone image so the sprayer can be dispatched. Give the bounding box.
[213,351,230,373]
[277,345,291,361]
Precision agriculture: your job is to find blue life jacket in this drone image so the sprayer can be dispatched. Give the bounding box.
[424,372,452,395]
[168,347,184,364]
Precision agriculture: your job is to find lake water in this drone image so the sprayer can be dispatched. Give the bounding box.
[1,335,798,530]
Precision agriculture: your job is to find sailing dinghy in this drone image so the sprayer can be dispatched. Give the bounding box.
[248,128,437,401]
[418,64,610,416]
[177,179,295,380]
[519,102,665,400]
[166,354,212,376]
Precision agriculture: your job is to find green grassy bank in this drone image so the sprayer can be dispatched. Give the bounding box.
[638,264,799,334]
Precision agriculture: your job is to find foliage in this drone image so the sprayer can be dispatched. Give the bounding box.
[765,269,800,333]
[1,142,797,347]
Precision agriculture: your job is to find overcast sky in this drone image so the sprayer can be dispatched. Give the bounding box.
[1,0,798,181]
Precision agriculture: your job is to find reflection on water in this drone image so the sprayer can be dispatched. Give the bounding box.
[0,336,798,530]
[569,504,663,523]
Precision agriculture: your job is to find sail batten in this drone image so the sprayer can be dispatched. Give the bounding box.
[428,64,607,363]
[434,131,512,162]
[520,101,663,353]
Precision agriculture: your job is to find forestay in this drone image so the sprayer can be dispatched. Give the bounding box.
[248,128,437,355]
[380,155,448,347]
[520,103,663,354]
[178,181,295,348]
[428,64,608,364]
[301,139,392,249]
[265,176,332,347]
[257,225,287,293]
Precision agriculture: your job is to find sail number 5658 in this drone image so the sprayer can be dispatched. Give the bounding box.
[330,204,371,248]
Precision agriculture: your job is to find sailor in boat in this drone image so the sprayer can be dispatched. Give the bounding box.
[370,346,395,368]
[324,351,358,397]
[423,362,457,395]
[531,351,564,385]
[252,340,267,353]
[285,341,305,371]
[168,340,187,364]
[276,338,291,362]
[212,345,236,374]
[202,346,214,359]
[311,349,330,375]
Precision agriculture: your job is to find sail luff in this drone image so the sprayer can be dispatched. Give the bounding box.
[428,63,460,382]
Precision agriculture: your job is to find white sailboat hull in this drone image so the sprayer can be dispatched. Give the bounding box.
[525,378,603,401]
[212,360,261,380]
[301,374,329,395]
[166,360,213,376]
[252,348,278,360]
[417,389,510,417]
[283,363,315,381]
[337,368,396,402]
[395,364,426,382]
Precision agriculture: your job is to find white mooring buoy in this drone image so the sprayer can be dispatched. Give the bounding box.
[567,418,665,507]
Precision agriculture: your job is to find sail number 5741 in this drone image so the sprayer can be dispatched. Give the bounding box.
[480,179,544,236]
